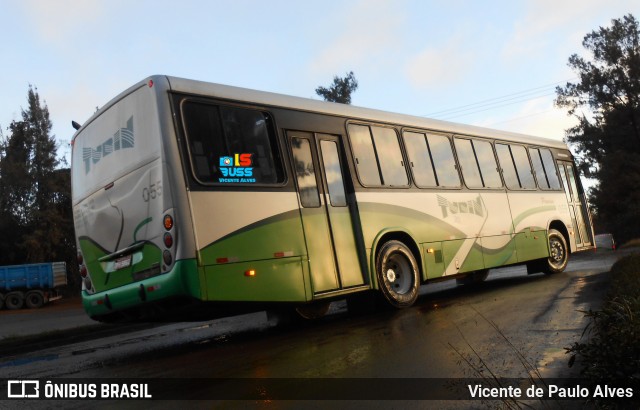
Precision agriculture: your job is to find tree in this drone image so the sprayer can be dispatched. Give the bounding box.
[315,71,359,104]
[555,14,640,242]
[0,86,78,290]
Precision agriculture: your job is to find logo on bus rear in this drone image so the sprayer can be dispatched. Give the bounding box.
[218,154,256,183]
[82,116,135,174]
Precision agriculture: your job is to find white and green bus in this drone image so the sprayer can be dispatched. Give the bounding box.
[71,75,595,321]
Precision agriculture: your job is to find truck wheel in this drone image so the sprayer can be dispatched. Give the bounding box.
[5,291,25,310]
[0,293,4,309]
[25,290,45,309]
[376,240,420,308]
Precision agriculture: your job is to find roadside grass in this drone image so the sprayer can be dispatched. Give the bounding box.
[566,252,640,408]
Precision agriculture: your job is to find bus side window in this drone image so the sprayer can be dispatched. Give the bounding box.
[495,143,539,190]
[454,138,483,188]
[473,140,502,188]
[496,143,521,189]
[510,145,536,189]
[530,147,560,190]
[529,148,546,188]
[403,131,437,187]
[347,124,408,187]
[539,148,561,190]
[427,134,460,188]
[181,101,284,185]
[370,126,408,187]
[347,124,382,186]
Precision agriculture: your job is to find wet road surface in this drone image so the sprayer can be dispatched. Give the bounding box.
[0,250,627,408]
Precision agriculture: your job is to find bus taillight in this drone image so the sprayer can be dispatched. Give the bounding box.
[162,212,175,270]
[163,250,172,266]
[163,232,173,248]
[163,214,173,230]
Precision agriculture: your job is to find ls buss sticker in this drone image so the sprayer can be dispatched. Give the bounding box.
[218,153,256,183]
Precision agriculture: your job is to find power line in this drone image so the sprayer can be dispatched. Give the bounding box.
[486,108,556,127]
[437,92,557,121]
[424,78,577,120]
[427,84,555,117]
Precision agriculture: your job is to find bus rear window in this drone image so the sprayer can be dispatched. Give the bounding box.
[181,101,284,185]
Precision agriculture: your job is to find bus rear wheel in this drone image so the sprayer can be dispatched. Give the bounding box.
[456,269,490,286]
[376,240,420,308]
[544,229,568,274]
[295,301,331,320]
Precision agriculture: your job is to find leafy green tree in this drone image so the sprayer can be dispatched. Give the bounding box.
[555,14,640,242]
[315,71,359,104]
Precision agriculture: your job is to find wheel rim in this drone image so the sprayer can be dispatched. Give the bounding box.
[549,237,566,268]
[383,252,413,295]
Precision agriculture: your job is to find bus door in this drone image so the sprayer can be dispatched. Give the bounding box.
[558,161,593,247]
[287,131,365,294]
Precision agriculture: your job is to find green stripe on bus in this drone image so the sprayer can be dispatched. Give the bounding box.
[198,209,306,266]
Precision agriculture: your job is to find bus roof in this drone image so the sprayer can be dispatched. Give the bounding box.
[75,75,570,151]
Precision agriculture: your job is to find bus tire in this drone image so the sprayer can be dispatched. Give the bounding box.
[91,313,121,323]
[25,290,45,309]
[376,240,420,308]
[295,301,331,320]
[5,291,25,310]
[544,229,569,274]
[456,269,490,286]
[267,303,330,327]
[0,292,4,310]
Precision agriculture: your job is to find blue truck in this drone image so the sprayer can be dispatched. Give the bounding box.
[0,262,67,309]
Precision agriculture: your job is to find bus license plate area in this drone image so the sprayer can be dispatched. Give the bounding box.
[114,255,132,271]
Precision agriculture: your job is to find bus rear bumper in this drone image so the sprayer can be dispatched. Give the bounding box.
[82,259,200,320]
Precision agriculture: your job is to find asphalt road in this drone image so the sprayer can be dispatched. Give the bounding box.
[0,249,629,408]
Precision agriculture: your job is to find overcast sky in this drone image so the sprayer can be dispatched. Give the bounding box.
[2,0,639,164]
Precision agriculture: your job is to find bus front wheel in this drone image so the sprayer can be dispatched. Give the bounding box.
[375,240,420,308]
[544,229,569,274]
